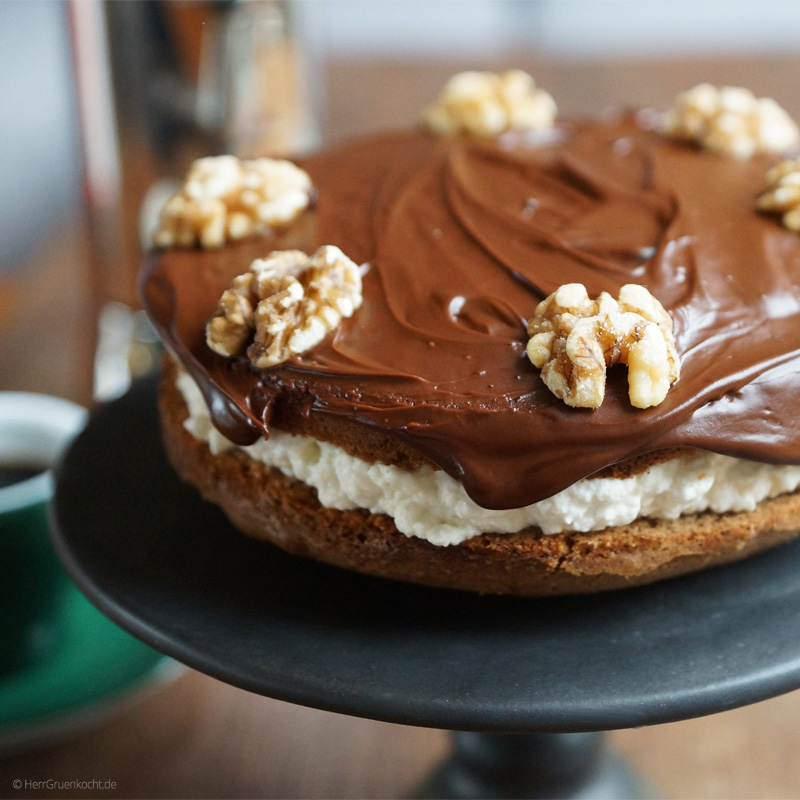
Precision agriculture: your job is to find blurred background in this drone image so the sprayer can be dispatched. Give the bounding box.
[5,0,800,274]
[3,2,800,797]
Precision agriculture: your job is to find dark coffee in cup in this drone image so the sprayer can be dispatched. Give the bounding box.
[0,465,46,491]
[0,394,87,676]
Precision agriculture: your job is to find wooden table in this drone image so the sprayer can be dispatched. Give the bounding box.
[2,57,800,799]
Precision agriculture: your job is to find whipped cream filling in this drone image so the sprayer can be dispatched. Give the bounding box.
[178,370,800,546]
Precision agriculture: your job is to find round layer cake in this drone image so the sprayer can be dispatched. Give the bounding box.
[143,80,800,595]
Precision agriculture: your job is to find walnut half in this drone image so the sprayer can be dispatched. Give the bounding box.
[661,83,799,159]
[757,159,800,232]
[424,69,557,137]
[206,246,363,368]
[154,155,313,249]
[526,283,680,409]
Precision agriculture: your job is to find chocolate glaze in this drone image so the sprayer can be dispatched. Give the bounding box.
[142,111,800,510]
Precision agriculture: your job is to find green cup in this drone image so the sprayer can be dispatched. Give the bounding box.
[0,393,87,677]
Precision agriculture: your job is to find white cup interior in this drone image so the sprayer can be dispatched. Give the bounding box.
[0,393,88,515]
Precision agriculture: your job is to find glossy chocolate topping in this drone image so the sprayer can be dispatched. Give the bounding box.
[142,111,800,510]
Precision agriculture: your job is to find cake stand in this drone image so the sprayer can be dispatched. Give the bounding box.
[50,377,800,799]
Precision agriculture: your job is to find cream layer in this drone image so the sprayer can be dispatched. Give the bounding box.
[177,369,800,546]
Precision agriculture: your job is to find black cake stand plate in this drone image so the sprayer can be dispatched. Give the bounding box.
[51,377,800,799]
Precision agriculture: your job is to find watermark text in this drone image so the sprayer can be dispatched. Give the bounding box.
[12,778,117,791]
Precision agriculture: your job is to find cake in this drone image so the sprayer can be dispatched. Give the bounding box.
[142,73,800,595]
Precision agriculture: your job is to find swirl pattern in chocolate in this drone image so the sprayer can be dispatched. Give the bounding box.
[142,110,800,510]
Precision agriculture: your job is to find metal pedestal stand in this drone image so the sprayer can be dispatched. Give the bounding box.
[417,731,651,799]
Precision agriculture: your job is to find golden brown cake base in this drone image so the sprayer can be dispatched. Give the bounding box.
[158,365,800,596]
